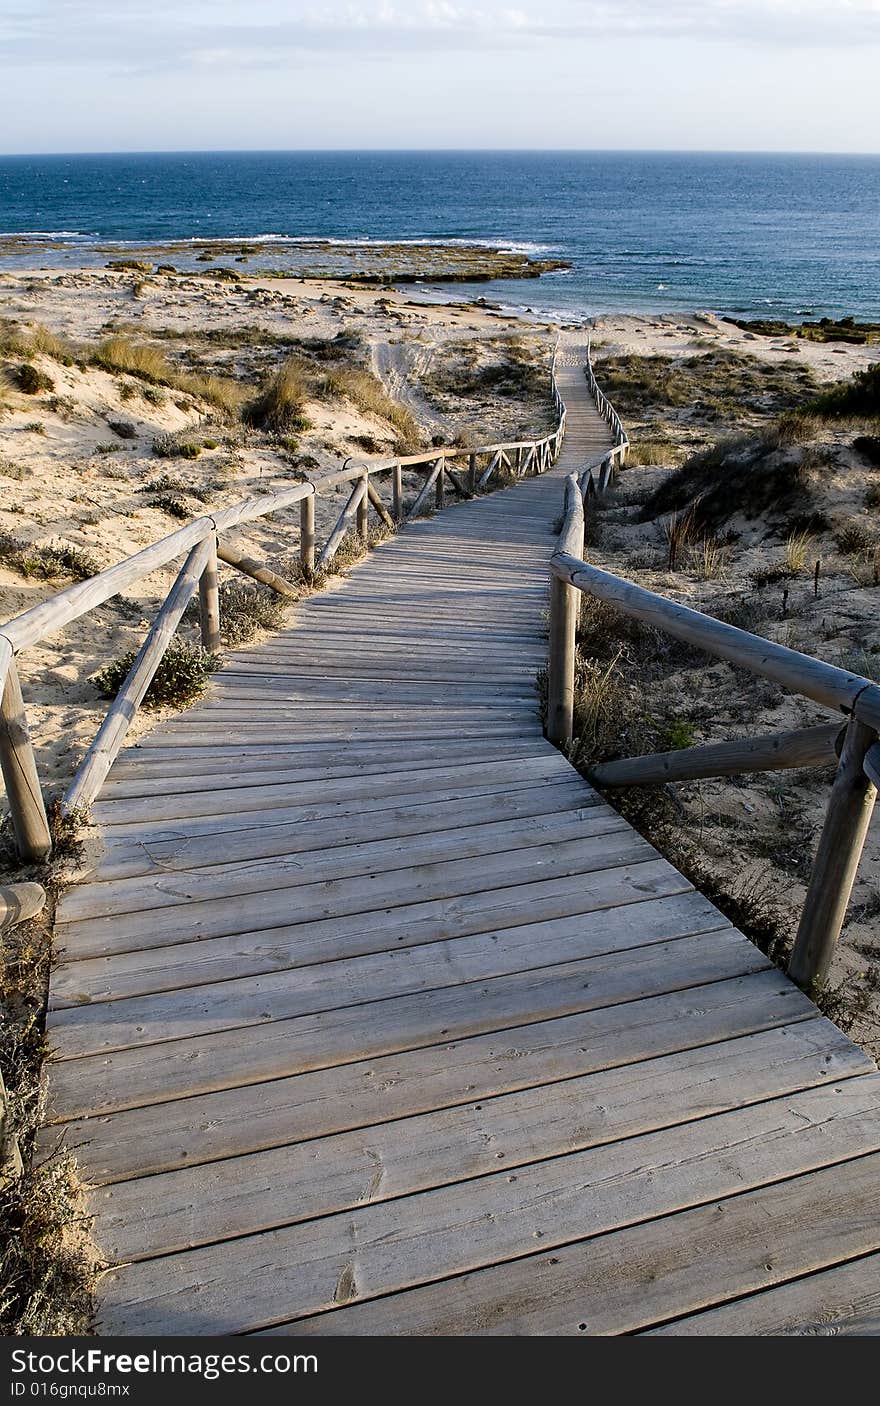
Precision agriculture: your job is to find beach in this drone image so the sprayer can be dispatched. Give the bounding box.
[2,257,880,1049]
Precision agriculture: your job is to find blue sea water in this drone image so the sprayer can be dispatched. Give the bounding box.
[0,150,878,322]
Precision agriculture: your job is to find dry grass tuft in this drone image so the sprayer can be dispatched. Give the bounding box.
[93,336,243,417]
[244,360,312,435]
[318,365,419,449]
[0,860,96,1334]
[217,581,287,646]
[784,529,814,573]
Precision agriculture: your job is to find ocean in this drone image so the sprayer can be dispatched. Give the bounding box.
[1,150,878,323]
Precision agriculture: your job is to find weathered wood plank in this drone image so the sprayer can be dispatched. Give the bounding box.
[96,1077,880,1334]
[56,827,649,956]
[91,1021,871,1263]
[49,893,734,1056]
[52,971,815,1186]
[272,1147,880,1337]
[77,778,594,884]
[47,930,769,1121]
[52,858,692,1006]
[58,808,632,928]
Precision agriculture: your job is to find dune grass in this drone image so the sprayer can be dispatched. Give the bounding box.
[317,365,418,448]
[244,360,312,435]
[92,335,243,417]
[0,320,76,366]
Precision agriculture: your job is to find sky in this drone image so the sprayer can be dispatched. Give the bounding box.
[1,1,879,155]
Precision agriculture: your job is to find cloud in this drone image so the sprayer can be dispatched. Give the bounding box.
[3,0,879,75]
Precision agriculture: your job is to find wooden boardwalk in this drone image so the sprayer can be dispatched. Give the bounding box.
[44,346,880,1336]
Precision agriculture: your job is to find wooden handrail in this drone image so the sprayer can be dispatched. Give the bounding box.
[0,343,567,856]
[548,374,880,992]
[551,548,880,722]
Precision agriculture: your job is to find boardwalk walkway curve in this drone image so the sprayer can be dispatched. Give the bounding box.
[31,337,880,1334]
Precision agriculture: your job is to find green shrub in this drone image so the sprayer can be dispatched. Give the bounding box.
[148,493,192,520]
[152,432,202,459]
[640,433,812,533]
[95,639,217,708]
[854,435,880,465]
[0,533,98,580]
[809,363,880,418]
[835,519,876,554]
[11,364,54,395]
[108,420,137,440]
[216,581,286,645]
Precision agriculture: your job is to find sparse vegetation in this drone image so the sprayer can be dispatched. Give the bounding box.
[784,529,814,573]
[152,432,202,460]
[808,363,880,419]
[244,361,311,434]
[0,320,75,365]
[9,364,54,396]
[625,438,683,467]
[641,430,816,535]
[594,348,816,423]
[92,336,242,417]
[317,365,418,447]
[148,493,193,520]
[0,533,98,581]
[95,640,218,709]
[216,581,287,646]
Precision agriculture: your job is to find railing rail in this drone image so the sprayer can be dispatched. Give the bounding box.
[547,357,879,991]
[0,347,567,859]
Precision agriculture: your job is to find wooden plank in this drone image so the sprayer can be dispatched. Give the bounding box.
[299,493,315,575]
[52,858,693,1006]
[56,825,645,955]
[89,1021,871,1263]
[316,478,367,571]
[79,778,595,884]
[406,461,442,520]
[197,536,220,652]
[49,892,734,1055]
[278,1146,880,1338]
[789,716,878,989]
[47,929,769,1121]
[0,882,46,932]
[591,723,843,788]
[216,541,299,598]
[57,807,631,927]
[96,1077,880,1334]
[645,1252,880,1336]
[52,971,816,1185]
[98,743,572,808]
[551,550,880,723]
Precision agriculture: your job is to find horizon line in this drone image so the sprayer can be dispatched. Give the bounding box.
[2,146,880,160]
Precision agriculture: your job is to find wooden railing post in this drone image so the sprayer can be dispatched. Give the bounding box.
[435,461,445,511]
[357,473,369,540]
[392,463,403,522]
[547,477,585,749]
[300,492,315,575]
[547,573,578,747]
[198,535,221,652]
[789,716,878,990]
[0,651,52,860]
